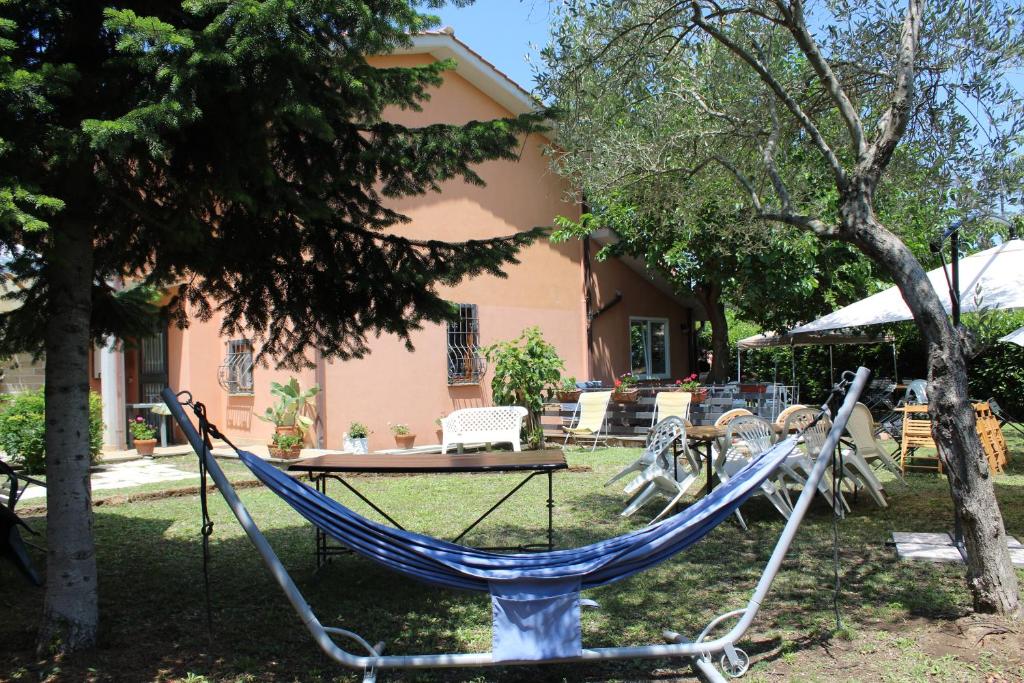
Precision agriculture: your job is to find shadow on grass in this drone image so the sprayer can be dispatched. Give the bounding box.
[4,442,1020,682]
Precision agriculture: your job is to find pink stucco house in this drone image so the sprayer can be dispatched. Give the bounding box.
[84,31,701,452]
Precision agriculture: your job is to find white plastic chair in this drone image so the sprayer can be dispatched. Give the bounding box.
[783,409,850,514]
[562,390,613,451]
[607,416,687,489]
[618,418,703,522]
[902,379,928,405]
[715,417,794,529]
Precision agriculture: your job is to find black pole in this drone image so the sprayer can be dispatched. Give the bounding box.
[951,228,961,328]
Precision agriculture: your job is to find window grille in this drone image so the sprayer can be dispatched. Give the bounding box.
[218,339,254,394]
[447,304,485,385]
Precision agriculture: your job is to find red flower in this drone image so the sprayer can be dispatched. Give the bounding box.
[135,416,145,423]
[675,379,682,385]
[614,379,622,387]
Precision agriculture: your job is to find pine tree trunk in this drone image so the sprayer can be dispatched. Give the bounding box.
[37,220,98,652]
[699,284,730,383]
[843,202,1020,616]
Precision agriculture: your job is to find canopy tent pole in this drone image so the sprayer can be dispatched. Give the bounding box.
[891,342,899,383]
[829,345,834,385]
[790,345,796,387]
[737,346,742,382]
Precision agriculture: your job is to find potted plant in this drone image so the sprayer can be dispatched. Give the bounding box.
[390,423,416,449]
[129,416,158,457]
[269,432,303,459]
[555,376,581,403]
[674,374,708,403]
[255,378,320,438]
[343,422,370,454]
[612,372,640,403]
[435,416,445,444]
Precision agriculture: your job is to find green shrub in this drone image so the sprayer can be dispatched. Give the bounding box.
[0,388,104,475]
[484,327,566,436]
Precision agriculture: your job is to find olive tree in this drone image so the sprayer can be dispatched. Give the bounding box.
[541,0,1023,614]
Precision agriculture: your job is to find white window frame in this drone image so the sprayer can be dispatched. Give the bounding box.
[629,317,671,379]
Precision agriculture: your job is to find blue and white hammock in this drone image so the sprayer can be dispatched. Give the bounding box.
[237,440,793,660]
[162,368,868,680]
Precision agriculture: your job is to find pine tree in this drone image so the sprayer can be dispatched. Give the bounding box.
[0,0,543,651]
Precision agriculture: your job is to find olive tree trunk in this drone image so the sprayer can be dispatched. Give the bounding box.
[38,220,98,652]
[842,198,1020,615]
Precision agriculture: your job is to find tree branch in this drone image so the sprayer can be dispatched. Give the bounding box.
[777,0,866,158]
[861,0,923,187]
[690,2,848,190]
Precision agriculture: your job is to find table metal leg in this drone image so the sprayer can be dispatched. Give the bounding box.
[547,471,554,551]
[706,443,714,492]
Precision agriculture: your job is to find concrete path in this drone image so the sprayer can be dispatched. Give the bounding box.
[893,531,1024,567]
[19,459,198,501]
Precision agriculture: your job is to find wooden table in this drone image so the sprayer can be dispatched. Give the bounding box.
[289,449,568,566]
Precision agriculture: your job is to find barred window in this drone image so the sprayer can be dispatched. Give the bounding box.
[447,304,485,385]
[218,339,254,395]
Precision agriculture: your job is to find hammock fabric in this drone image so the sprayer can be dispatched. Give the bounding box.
[235,436,797,661]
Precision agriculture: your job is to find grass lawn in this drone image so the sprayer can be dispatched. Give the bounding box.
[3,433,1023,682]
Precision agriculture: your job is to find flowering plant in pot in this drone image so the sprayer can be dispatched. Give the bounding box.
[343,421,370,454]
[129,416,158,456]
[612,372,640,402]
[390,423,416,449]
[555,376,581,403]
[674,374,708,402]
[269,432,303,459]
[434,416,445,444]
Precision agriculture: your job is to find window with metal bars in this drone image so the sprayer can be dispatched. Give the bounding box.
[218,339,254,394]
[447,304,485,385]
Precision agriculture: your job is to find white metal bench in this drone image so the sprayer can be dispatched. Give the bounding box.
[441,406,528,454]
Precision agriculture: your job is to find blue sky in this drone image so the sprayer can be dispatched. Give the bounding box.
[435,1,553,92]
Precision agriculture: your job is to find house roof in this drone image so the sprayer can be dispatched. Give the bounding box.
[393,29,540,116]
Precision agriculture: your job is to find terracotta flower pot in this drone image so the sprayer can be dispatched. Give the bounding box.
[134,438,157,457]
[269,444,301,459]
[394,434,417,449]
[435,429,444,443]
[612,389,639,403]
[275,425,300,437]
[691,388,709,404]
[556,390,582,402]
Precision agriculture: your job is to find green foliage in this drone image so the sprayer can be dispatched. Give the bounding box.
[0,1,546,365]
[127,416,156,441]
[967,311,1024,415]
[0,388,102,474]
[269,432,302,450]
[389,423,411,436]
[347,422,369,439]
[255,379,319,433]
[484,327,565,433]
[558,376,578,392]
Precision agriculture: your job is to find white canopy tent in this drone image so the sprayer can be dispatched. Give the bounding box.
[792,239,1024,333]
[735,331,897,385]
[999,326,1024,347]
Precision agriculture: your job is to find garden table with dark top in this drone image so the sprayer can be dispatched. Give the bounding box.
[289,449,567,567]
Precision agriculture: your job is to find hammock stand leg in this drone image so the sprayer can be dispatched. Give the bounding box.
[160,368,869,677]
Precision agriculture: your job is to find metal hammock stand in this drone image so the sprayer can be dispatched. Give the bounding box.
[161,367,869,683]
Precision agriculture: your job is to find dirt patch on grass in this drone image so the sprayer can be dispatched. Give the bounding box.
[752,614,1024,682]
